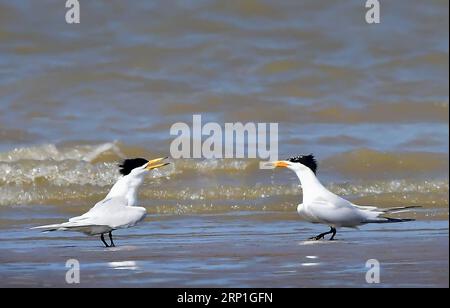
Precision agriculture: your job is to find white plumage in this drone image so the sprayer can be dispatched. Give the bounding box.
[32,157,169,247]
[36,197,147,236]
[273,155,417,240]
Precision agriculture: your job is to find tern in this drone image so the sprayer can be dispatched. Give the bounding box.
[272,155,418,241]
[32,157,170,247]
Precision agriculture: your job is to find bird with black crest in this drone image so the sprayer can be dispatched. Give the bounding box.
[271,154,419,240]
[32,157,170,247]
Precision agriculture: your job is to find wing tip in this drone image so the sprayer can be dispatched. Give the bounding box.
[364,217,416,224]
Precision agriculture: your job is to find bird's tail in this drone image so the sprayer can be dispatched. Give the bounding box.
[380,205,421,214]
[359,205,420,224]
[363,217,416,224]
[31,222,85,232]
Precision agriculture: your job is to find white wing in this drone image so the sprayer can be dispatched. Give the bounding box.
[303,197,370,228]
[32,197,147,235]
[70,196,146,229]
[304,196,417,227]
[69,196,127,223]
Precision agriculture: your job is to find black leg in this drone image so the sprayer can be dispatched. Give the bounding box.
[101,234,109,247]
[309,227,336,241]
[109,231,116,247]
[329,227,337,241]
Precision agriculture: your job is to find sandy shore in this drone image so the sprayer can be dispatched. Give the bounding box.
[0,211,448,288]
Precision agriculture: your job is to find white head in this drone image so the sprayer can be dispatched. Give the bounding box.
[272,154,318,175]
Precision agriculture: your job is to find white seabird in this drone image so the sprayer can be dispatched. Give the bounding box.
[272,155,418,240]
[32,157,170,247]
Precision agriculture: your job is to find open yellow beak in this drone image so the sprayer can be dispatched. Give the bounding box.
[273,161,289,168]
[146,157,170,171]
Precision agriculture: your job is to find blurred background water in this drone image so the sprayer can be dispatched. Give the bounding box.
[0,0,448,289]
[0,0,448,211]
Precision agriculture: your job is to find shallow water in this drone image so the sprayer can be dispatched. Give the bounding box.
[0,212,448,288]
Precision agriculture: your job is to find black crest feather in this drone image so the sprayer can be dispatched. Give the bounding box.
[287,154,318,174]
[119,158,149,176]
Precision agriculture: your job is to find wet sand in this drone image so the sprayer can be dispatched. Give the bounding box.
[0,211,448,288]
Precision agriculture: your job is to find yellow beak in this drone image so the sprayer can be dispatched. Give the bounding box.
[273,161,289,168]
[146,157,170,171]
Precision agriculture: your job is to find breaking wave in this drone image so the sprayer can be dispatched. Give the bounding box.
[0,142,448,211]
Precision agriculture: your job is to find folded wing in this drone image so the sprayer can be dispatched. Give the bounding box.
[31,197,145,235]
